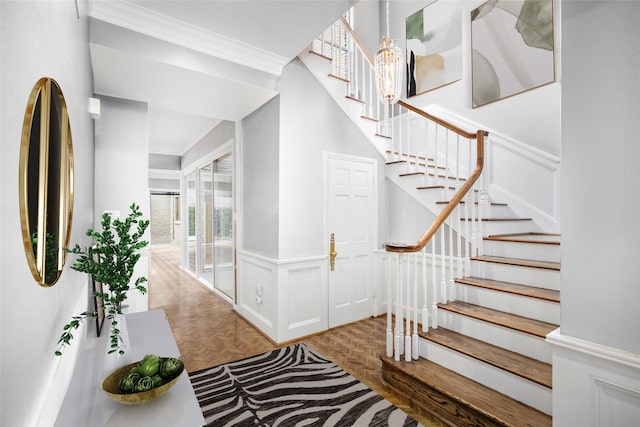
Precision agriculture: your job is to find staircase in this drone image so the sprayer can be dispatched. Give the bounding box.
[300,15,559,427]
[382,232,559,426]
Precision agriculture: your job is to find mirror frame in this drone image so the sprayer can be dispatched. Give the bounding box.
[19,77,74,287]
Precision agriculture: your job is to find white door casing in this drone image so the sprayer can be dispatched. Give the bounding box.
[326,153,377,328]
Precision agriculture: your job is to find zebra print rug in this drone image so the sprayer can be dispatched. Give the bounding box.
[189,343,421,426]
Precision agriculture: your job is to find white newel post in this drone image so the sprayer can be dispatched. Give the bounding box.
[405,254,411,362]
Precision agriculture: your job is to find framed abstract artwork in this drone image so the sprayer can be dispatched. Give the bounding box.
[471,0,555,108]
[406,0,462,97]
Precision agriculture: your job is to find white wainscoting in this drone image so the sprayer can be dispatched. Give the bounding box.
[488,133,560,233]
[425,105,561,233]
[237,251,328,343]
[547,329,640,426]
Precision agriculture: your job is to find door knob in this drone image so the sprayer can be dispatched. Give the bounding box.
[329,233,337,271]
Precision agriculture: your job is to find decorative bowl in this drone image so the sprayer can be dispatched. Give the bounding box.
[102,358,184,405]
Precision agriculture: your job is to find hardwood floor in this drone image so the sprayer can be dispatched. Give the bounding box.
[148,245,444,426]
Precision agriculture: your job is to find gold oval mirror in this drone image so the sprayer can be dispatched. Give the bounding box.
[19,77,74,286]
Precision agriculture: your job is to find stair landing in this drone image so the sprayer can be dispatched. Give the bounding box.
[381,355,552,427]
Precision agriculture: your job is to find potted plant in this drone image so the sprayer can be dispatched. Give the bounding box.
[55,203,150,356]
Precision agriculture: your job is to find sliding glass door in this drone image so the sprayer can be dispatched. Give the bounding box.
[198,164,214,285]
[212,155,233,299]
[182,149,235,302]
[186,171,197,273]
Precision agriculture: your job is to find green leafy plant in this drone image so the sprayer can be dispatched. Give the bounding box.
[55,203,150,356]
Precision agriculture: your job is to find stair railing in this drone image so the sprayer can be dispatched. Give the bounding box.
[311,16,489,363]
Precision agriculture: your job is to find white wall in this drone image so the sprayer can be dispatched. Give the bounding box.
[352,0,380,58]
[241,98,280,258]
[386,180,436,244]
[237,56,389,342]
[389,0,561,157]
[278,58,387,259]
[0,1,95,426]
[94,96,150,313]
[560,0,640,358]
[552,2,640,425]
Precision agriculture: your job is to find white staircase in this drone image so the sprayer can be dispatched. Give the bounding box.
[299,17,558,426]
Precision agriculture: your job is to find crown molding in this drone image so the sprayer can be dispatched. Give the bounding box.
[89,0,289,76]
[149,168,181,180]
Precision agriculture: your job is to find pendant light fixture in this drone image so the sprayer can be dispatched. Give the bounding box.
[374,0,403,104]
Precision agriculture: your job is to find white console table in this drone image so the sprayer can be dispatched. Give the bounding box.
[55,309,205,427]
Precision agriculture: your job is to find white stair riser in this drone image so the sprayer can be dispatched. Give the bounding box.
[419,339,552,415]
[437,309,552,363]
[435,203,515,219]
[476,220,537,235]
[454,283,560,324]
[470,261,560,291]
[484,240,561,263]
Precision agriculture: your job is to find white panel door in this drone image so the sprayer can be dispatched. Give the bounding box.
[327,154,377,328]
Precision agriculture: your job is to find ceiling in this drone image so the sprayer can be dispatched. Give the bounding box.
[88,0,357,156]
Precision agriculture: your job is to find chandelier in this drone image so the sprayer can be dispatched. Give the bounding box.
[374,0,403,104]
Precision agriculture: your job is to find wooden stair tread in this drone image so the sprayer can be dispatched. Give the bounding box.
[421,328,552,388]
[461,217,532,222]
[472,255,560,271]
[455,276,560,303]
[437,200,508,206]
[417,185,478,192]
[486,233,560,245]
[328,73,349,83]
[308,50,332,61]
[381,356,552,427]
[386,150,432,161]
[438,301,558,338]
[345,95,364,103]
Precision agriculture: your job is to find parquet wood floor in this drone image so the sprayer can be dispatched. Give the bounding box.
[148,245,444,426]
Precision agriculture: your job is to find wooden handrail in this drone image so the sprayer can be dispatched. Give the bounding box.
[340,17,374,65]
[335,16,489,253]
[385,130,488,253]
[339,17,476,140]
[397,101,477,140]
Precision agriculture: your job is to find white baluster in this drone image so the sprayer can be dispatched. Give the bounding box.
[394,253,402,361]
[398,106,403,168]
[412,252,419,360]
[465,191,472,274]
[456,134,461,191]
[386,252,393,358]
[449,215,455,302]
[466,136,474,263]
[440,227,447,304]
[422,247,428,332]
[423,119,429,187]
[331,23,336,74]
[371,68,375,119]
[457,201,463,278]
[405,252,411,362]
[479,134,490,256]
[431,236,439,329]
[434,126,440,188]
[444,130,449,200]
